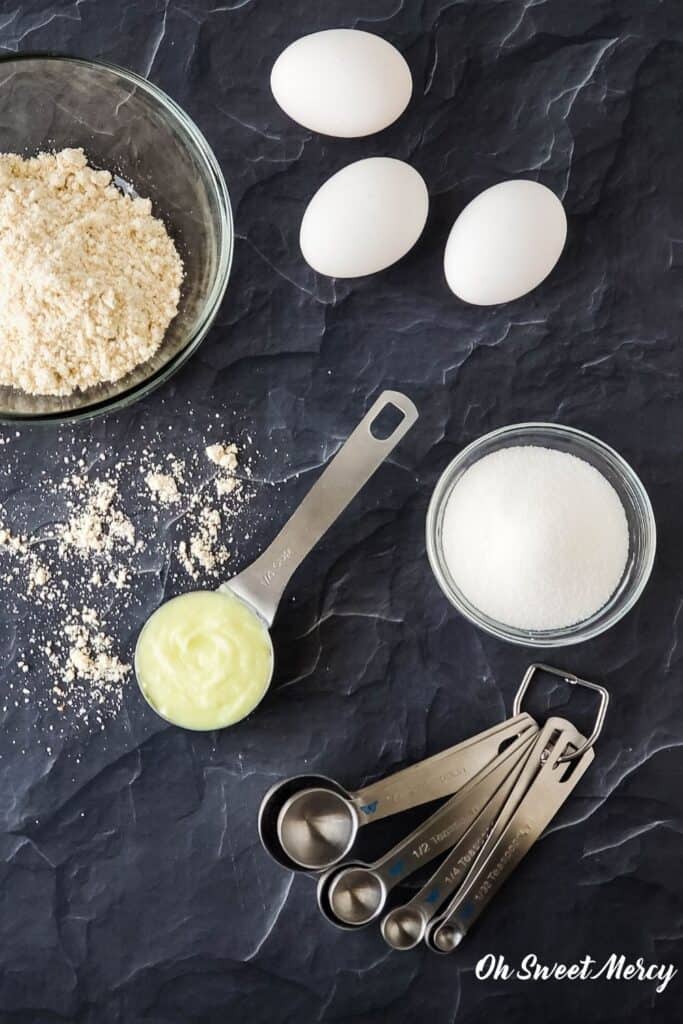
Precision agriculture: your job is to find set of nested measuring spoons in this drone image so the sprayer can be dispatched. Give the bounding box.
[260,664,608,952]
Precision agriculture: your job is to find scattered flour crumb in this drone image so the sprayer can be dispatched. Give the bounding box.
[107,567,129,590]
[206,442,238,471]
[206,442,243,504]
[0,522,28,554]
[31,565,50,587]
[59,479,135,555]
[216,475,238,497]
[171,442,244,579]
[145,471,180,505]
[63,612,130,699]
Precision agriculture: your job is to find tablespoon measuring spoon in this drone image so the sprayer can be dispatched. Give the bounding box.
[135,391,418,730]
[426,718,594,953]
[381,723,540,950]
[262,712,537,870]
[317,727,538,928]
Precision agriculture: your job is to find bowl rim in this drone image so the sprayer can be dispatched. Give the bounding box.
[425,421,657,647]
[0,52,234,425]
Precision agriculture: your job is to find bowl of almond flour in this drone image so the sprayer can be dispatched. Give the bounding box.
[0,55,233,422]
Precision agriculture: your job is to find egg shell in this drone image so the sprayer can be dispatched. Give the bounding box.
[444,180,567,305]
[300,157,429,279]
[271,29,412,138]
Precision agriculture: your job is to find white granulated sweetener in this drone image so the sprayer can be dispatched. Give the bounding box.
[0,147,183,396]
[441,445,629,631]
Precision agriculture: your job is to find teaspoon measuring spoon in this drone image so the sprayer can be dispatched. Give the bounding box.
[380,723,540,950]
[260,712,537,870]
[135,390,418,729]
[425,718,594,954]
[317,727,538,928]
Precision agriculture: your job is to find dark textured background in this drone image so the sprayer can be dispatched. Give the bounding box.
[0,1,682,1021]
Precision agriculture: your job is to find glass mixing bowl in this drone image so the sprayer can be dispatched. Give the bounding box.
[0,55,232,423]
[426,423,656,647]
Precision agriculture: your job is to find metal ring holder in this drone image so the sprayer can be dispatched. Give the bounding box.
[513,663,609,764]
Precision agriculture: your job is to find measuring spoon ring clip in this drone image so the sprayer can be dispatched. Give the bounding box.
[514,663,609,764]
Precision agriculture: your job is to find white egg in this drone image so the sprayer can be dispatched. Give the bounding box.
[271,29,412,138]
[444,180,567,305]
[300,158,428,278]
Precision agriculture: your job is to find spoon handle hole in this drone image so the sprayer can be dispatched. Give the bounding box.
[369,401,407,440]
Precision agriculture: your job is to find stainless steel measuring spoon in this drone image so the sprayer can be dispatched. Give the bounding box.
[380,723,539,950]
[425,718,594,954]
[260,712,537,870]
[135,391,418,729]
[316,727,538,929]
[424,666,609,953]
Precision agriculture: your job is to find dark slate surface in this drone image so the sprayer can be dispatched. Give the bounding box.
[0,1,681,1022]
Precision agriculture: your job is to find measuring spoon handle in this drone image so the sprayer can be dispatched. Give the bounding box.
[351,713,537,822]
[429,721,594,951]
[405,732,539,919]
[375,729,538,887]
[225,391,418,626]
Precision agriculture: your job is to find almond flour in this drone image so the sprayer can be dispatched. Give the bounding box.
[0,147,184,396]
[145,471,181,505]
[58,478,137,556]
[206,442,239,471]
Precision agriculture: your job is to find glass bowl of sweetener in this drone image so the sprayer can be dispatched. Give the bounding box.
[426,423,656,646]
[0,55,232,423]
